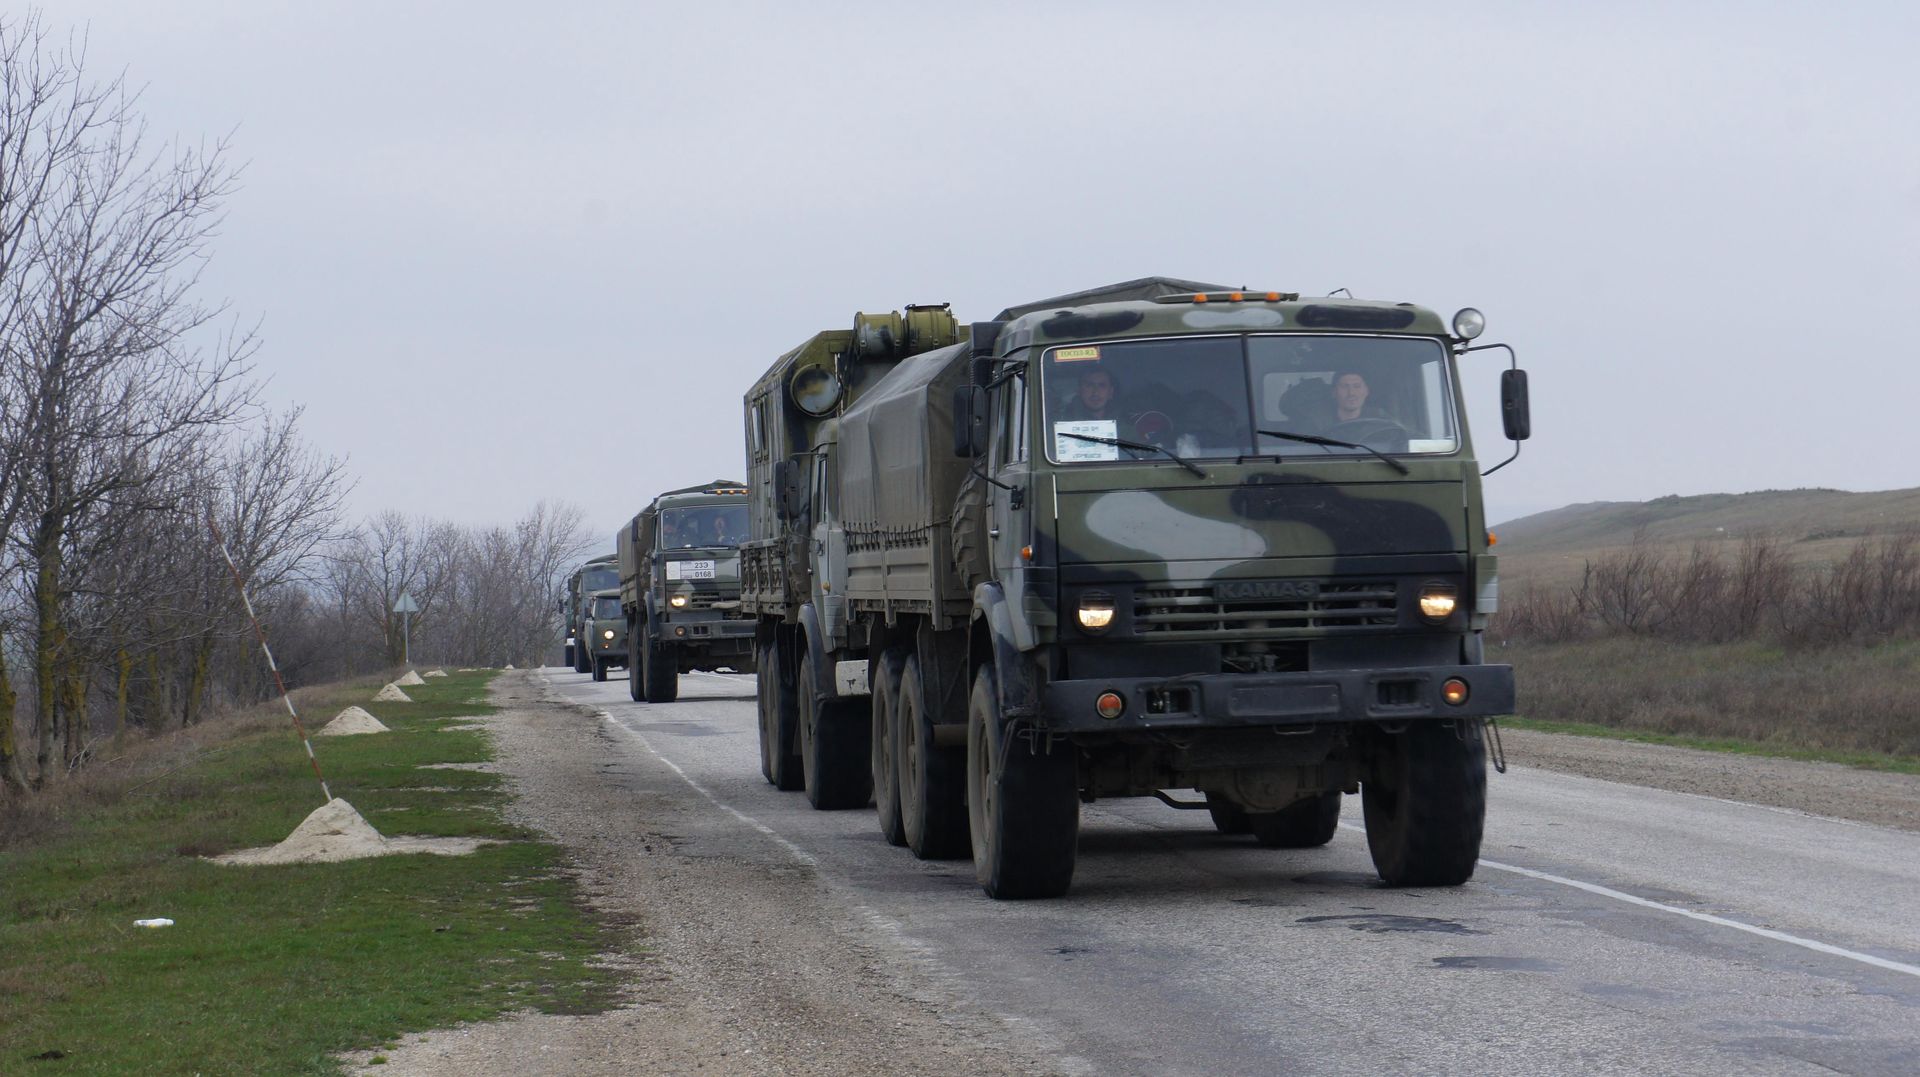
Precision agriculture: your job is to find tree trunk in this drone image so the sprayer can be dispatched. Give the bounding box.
[115,647,132,737]
[182,633,214,727]
[32,537,64,785]
[60,662,88,772]
[0,648,29,793]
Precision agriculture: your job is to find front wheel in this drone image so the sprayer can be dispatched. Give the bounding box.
[642,626,678,703]
[626,623,643,702]
[1362,722,1486,886]
[968,665,1079,899]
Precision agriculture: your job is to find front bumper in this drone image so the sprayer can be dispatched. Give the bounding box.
[661,615,755,652]
[1039,663,1514,733]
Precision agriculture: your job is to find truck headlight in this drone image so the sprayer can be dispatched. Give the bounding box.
[669,594,689,609]
[1076,592,1115,632]
[603,629,615,640]
[1418,583,1458,622]
[1452,307,1485,340]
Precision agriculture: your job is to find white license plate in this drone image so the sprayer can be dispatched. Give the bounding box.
[667,560,716,581]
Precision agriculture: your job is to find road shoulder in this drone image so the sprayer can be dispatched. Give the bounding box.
[346,670,1057,1077]
[1501,726,1920,832]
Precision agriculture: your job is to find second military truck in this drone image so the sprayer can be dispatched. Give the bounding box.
[618,480,757,702]
[744,280,1530,898]
[561,553,620,673]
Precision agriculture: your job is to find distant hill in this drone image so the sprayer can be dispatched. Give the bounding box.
[1493,487,1920,589]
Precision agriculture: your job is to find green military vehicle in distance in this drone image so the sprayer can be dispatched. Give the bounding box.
[617,480,757,703]
[745,279,1530,899]
[561,553,620,672]
[581,588,628,681]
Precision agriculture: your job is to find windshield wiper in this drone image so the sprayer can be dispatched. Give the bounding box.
[1056,430,1208,478]
[1256,429,1409,475]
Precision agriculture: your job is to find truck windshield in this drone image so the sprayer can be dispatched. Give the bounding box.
[660,505,747,548]
[591,597,622,620]
[1042,335,1458,463]
[583,566,618,592]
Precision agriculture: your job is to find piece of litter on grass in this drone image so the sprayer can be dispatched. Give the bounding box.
[425,669,449,677]
[373,683,412,702]
[134,918,174,928]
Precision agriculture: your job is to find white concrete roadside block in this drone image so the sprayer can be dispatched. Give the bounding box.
[373,683,412,702]
[397,670,427,686]
[503,663,516,670]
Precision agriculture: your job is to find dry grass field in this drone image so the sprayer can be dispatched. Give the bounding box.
[1491,486,1920,764]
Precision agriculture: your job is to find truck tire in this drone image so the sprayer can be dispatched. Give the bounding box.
[563,643,575,670]
[1362,721,1486,886]
[764,636,803,791]
[626,620,643,702]
[1248,792,1341,848]
[1205,793,1251,835]
[798,649,871,810]
[755,639,777,784]
[870,649,908,846]
[642,629,678,703]
[968,665,1078,899]
[896,654,968,859]
[574,643,590,674]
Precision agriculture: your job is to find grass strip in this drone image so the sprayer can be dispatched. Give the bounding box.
[0,672,620,1076]
[1502,715,1920,775]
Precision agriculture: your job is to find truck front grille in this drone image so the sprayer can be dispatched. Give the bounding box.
[1132,582,1398,638]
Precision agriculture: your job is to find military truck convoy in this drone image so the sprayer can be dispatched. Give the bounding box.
[738,279,1530,898]
[616,480,757,703]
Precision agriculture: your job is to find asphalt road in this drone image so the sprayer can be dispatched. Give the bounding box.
[546,668,1920,1077]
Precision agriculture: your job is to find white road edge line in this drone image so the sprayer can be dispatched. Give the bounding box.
[1337,821,1920,979]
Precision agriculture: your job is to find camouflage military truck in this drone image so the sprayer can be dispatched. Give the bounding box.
[581,588,628,681]
[617,480,756,703]
[749,279,1531,899]
[560,553,620,672]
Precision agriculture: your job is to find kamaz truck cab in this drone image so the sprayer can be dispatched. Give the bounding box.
[583,589,628,681]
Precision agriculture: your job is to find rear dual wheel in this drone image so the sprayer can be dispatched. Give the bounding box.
[798,648,871,810]
[896,655,969,859]
[756,635,803,791]
[1248,792,1341,848]
[870,649,909,846]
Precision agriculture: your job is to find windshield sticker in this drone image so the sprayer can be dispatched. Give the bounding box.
[1055,419,1119,461]
[1053,346,1102,363]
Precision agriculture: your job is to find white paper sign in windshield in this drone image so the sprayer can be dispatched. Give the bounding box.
[1055,419,1119,462]
[666,560,717,581]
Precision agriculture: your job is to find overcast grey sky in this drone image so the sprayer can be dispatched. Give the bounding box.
[31,0,1920,538]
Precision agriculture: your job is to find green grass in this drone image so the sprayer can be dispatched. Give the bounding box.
[0,672,621,1076]
[1501,715,1920,775]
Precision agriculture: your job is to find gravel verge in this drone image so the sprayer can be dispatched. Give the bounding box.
[1498,725,1920,832]
[343,671,1058,1077]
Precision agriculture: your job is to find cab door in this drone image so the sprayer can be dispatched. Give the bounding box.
[988,372,1034,639]
[811,450,849,645]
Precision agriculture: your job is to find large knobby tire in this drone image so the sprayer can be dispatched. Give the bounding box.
[1205,793,1251,835]
[968,665,1079,899]
[626,621,643,702]
[765,635,804,791]
[573,643,590,674]
[755,639,777,784]
[1248,791,1341,848]
[1362,721,1487,886]
[643,625,678,704]
[871,649,908,846]
[591,656,607,682]
[563,644,575,671]
[798,648,872,810]
[896,655,969,859]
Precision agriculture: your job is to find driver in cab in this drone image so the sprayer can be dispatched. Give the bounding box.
[1332,371,1387,424]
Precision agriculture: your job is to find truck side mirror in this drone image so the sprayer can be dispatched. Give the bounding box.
[1501,369,1531,441]
[952,384,988,457]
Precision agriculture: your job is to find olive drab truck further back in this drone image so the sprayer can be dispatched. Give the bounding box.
[617,480,756,703]
[748,279,1531,898]
[561,554,620,673]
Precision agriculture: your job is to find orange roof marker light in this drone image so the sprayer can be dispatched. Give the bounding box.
[1227,291,1244,302]
[1193,293,1210,303]
[1487,531,1498,547]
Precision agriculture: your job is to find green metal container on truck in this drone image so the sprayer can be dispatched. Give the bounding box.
[617,480,757,703]
[745,279,1532,899]
[561,553,620,672]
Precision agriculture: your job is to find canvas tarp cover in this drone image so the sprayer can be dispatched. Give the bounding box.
[994,276,1231,320]
[835,342,972,614]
